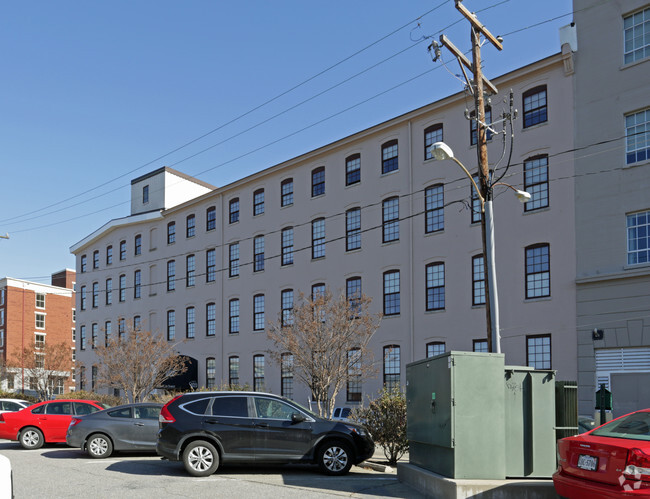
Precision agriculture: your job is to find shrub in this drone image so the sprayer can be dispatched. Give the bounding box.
[352,386,408,465]
[0,390,39,404]
[59,390,122,407]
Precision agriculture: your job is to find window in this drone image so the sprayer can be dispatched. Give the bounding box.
[471,174,482,223]
[229,299,240,334]
[624,8,650,64]
[253,355,265,391]
[92,366,97,390]
[526,244,551,298]
[625,108,650,164]
[253,189,265,216]
[281,179,293,207]
[105,278,112,305]
[383,345,400,391]
[91,323,98,349]
[254,236,265,272]
[473,339,489,352]
[426,262,445,311]
[524,155,549,211]
[523,85,547,128]
[346,276,362,312]
[426,342,446,358]
[167,260,175,291]
[281,227,294,265]
[281,289,294,327]
[206,206,216,231]
[229,356,240,386]
[347,348,362,402]
[142,185,149,204]
[80,286,87,310]
[104,321,111,347]
[167,310,175,341]
[312,283,326,300]
[134,234,142,255]
[79,366,85,390]
[80,325,86,350]
[628,210,650,264]
[34,333,45,349]
[527,335,551,369]
[253,294,265,331]
[118,318,125,340]
[229,243,240,277]
[346,208,361,251]
[345,154,361,186]
[472,255,486,305]
[92,282,99,307]
[134,270,141,299]
[186,214,196,238]
[382,140,398,174]
[312,167,325,196]
[425,184,444,233]
[186,307,195,339]
[186,254,195,287]
[106,245,113,265]
[80,254,87,273]
[424,124,443,160]
[36,293,45,309]
[281,353,294,399]
[312,218,325,259]
[206,303,216,336]
[229,198,240,223]
[120,240,126,260]
[35,313,45,329]
[470,107,493,145]
[206,358,216,389]
[382,197,399,242]
[167,222,176,244]
[133,315,141,331]
[383,270,400,316]
[93,250,100,269]
[119,274,126,302]
[201,248,215,283]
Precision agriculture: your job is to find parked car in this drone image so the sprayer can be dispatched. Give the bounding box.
[554,408,650,498]
[0,399,105,449]
[66,403,162,458]
[156,391,374,477]
[578,415,596,434]
[0,399,31,414]
[331,407,352,422]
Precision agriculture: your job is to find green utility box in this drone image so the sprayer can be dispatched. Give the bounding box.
[406,352,557,480]
[406,351,506,479]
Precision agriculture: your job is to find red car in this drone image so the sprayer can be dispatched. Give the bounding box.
[554,409,650,498]
[0,399,105,449]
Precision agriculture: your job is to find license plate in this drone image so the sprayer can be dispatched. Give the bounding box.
[577,454,598,471]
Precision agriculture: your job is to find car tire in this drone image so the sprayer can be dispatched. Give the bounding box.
[317,440,353,475]
[19,427,44,450]
[87,434,113,459]
[182,440,219,477]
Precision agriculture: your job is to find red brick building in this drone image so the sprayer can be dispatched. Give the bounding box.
[0,270,76,396]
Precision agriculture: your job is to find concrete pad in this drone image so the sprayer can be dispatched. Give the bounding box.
[397,463,559,499]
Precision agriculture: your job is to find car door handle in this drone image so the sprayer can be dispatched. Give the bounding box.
[255,423,269,428]
[134,422,145,426]
[204,419,220,425]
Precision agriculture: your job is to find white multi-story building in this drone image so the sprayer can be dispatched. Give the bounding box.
[71,51,577,406]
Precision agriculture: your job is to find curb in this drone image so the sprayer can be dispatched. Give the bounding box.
[356,461,394,473]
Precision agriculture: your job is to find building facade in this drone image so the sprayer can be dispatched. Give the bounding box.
[574,0,650,417]
[0,270,76,395]
[72,52,576,406]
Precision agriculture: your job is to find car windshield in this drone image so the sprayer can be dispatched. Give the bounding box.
[592,411,650,441]
[286,399,320,420]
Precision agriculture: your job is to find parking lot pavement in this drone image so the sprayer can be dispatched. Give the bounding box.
[0,440,423,498]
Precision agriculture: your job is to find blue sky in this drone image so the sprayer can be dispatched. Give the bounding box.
[0,0,572,283]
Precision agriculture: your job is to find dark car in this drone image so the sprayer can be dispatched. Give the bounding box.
[156,391,374,477]
[66,403,162,458]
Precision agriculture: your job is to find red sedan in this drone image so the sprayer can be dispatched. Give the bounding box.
[554,409,650,498]
[0,399,105,449]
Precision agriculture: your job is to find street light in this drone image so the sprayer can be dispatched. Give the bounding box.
[429,141,530,354]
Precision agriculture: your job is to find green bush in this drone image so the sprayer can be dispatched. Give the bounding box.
[0,390,39,404]
[352,386,408,466]
[58,390,122,407]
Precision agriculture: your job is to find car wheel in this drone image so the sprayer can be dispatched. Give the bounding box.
[19,427,44,450]
[182,440,219,477]
[87,434,113,459]
[318,440,353,475]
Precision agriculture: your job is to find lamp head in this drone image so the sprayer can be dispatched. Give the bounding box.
[514,189,532,203]
[429,142,454,161]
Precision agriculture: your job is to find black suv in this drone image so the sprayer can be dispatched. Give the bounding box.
[156,391,374,477]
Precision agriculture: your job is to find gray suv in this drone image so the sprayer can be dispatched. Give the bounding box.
[156,391,374,477]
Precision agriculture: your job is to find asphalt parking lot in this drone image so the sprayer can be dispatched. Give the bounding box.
[0,440,422,498]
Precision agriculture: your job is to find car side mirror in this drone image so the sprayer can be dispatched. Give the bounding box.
[291,413,306,424]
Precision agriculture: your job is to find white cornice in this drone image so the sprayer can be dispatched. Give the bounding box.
[0,278,73,297]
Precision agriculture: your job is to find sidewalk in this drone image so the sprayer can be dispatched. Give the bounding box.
[357,448,409,473]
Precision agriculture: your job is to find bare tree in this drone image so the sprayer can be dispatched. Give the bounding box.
[267,288,381,418]
[8,341,71,400]
[93,321,187,403]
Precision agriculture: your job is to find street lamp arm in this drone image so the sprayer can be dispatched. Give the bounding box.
[451,156,484,207]
[492,182,531,203]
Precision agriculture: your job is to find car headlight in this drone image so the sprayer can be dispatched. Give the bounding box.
[344,425,366,437]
